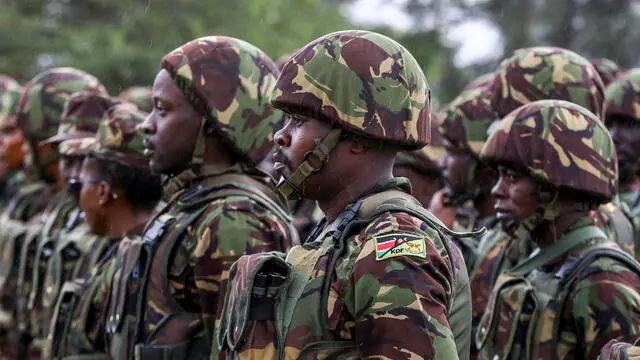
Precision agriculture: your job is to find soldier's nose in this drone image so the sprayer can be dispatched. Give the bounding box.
[139,114,156,135]
[274,127,290,148]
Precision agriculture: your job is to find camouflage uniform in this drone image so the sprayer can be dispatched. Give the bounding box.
[218,30,473,359]
[103,37,297,360]
[475,100,640,360]
[438,84,499,271]
[599,338,640,360]
[30,92,116,357]
[0,75,24,206]
[603,69,640,260]
[118,86,153,113]
[463,72,495,92]
[469,48,635,358]
[46,102,154,359]
[590,58,626,87]
[0,68,106,358]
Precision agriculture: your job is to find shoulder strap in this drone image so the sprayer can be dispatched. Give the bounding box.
[509,226,607,276]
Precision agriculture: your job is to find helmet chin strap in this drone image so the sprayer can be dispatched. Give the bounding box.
[276,128,342,200]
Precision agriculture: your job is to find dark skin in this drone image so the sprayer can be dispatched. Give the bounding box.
[139,69,235,176]
[608,121,640,189]
[393,165,442,207]
[35,142,63,188]
[78,157,153,237]
[492,165,589,249]
[0,125,26,178]
[274,114,395,221]
[59,154,84,185]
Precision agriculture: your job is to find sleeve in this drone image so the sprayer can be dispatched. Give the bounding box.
[568,261,640,359]
[346,212,460,359]
[189,198,292,340]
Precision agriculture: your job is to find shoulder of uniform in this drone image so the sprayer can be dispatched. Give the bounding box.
[358,211,445,262]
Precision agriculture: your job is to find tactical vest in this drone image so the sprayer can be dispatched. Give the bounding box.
[475,226,640,360]
[0,182,47,329]
[217,189,478,360]
[105,175,294,360]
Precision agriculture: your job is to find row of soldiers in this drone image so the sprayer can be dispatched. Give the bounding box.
[0,29,638,360]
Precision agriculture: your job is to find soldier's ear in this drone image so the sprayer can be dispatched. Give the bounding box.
[97,181,112,206]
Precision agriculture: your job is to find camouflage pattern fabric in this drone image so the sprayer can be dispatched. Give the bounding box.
[395,114,445,175]
[290,198,323,242]
[604,69,640,124]
[476,217,640,360]
[42,91,115,150]
[220,177,472,359]
[599,338,640,360]
[13,67,107,143]
[488,47,605,120]
[161,36,282,167]
[0,74,22,130]
[272,30,432,150]
[118,86,153,112]
[275,50,297,70]
[89,102,148,168]
[463,72,495,92]
[591,58,626,87]
[481,99,617,202]
[103,164,297,359]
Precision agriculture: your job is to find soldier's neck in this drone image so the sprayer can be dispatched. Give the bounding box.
[534,210,589,249]
[105,204,153,238]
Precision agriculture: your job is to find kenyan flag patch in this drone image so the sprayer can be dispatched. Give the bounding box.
[374,233,427,261]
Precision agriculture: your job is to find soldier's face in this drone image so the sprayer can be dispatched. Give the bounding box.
[273,114,342,199]
[59,154,84,185]
[0,126,26,174]
[609,121,640,186]
[140,70,201,175]
[491,165,539,229]
[78,157,109,234]
[442,145,474,193]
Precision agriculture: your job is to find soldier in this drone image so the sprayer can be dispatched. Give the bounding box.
[46,102,163,359]
[468,46,635,358]
[103,36,297,359]
[217,30,473,359]
[603,69,640,259]
[429,84,499,271]
[475,99,640,360]
[0,75,24,205]
[590,58,626,87]
[393,114,445,207]
[0,67,107,358]
[118,86,153,113]
[32,92,115,355]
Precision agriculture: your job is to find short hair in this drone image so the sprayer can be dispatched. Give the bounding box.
[92,157,163,211]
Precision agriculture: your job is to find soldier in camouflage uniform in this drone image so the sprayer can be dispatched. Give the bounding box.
[46,102,163,359]
[590,58,626,87]
[475,99,640,360]
[103,36,297,360]
[429,84,499,271]
[217,30,473,359]
[118,86,153,113]
[30,92,116,356]
[0,68,107,358]
[393,113,445,208]
[0,75,25,206]
[468,47,635,358]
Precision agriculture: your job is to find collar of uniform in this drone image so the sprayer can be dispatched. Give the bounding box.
[162,162,252,200]
[362,176,413,198]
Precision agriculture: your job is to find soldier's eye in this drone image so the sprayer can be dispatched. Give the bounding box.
[290,115,304,127]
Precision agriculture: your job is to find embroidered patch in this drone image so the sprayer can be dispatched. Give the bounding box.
[374,233,427,261]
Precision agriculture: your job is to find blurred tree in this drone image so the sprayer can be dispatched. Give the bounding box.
[0,0,349,93]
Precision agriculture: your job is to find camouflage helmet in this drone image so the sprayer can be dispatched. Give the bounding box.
[161,36,281,167]
[90,102,149,169]
[14,67,108,143]
[395,113,444,174]
[0,75,23,130]
[44,92,116,157]
[118,86,152,113]
[272,30,431,150]
[275,50,297,71]
[481,99,617,203]
[439,85,497,155]
[590,58,626,87]
[489,47,605,120]
[603,68,640,124]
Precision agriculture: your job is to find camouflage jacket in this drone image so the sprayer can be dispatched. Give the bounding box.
[619,189,640,260]
[451,202,498,274]
[0,169,25,208]
[0,180,50,330]
[475,217,640,360]
[598,338,640,360]
[218,178,473,359]
[104,164,297,360]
